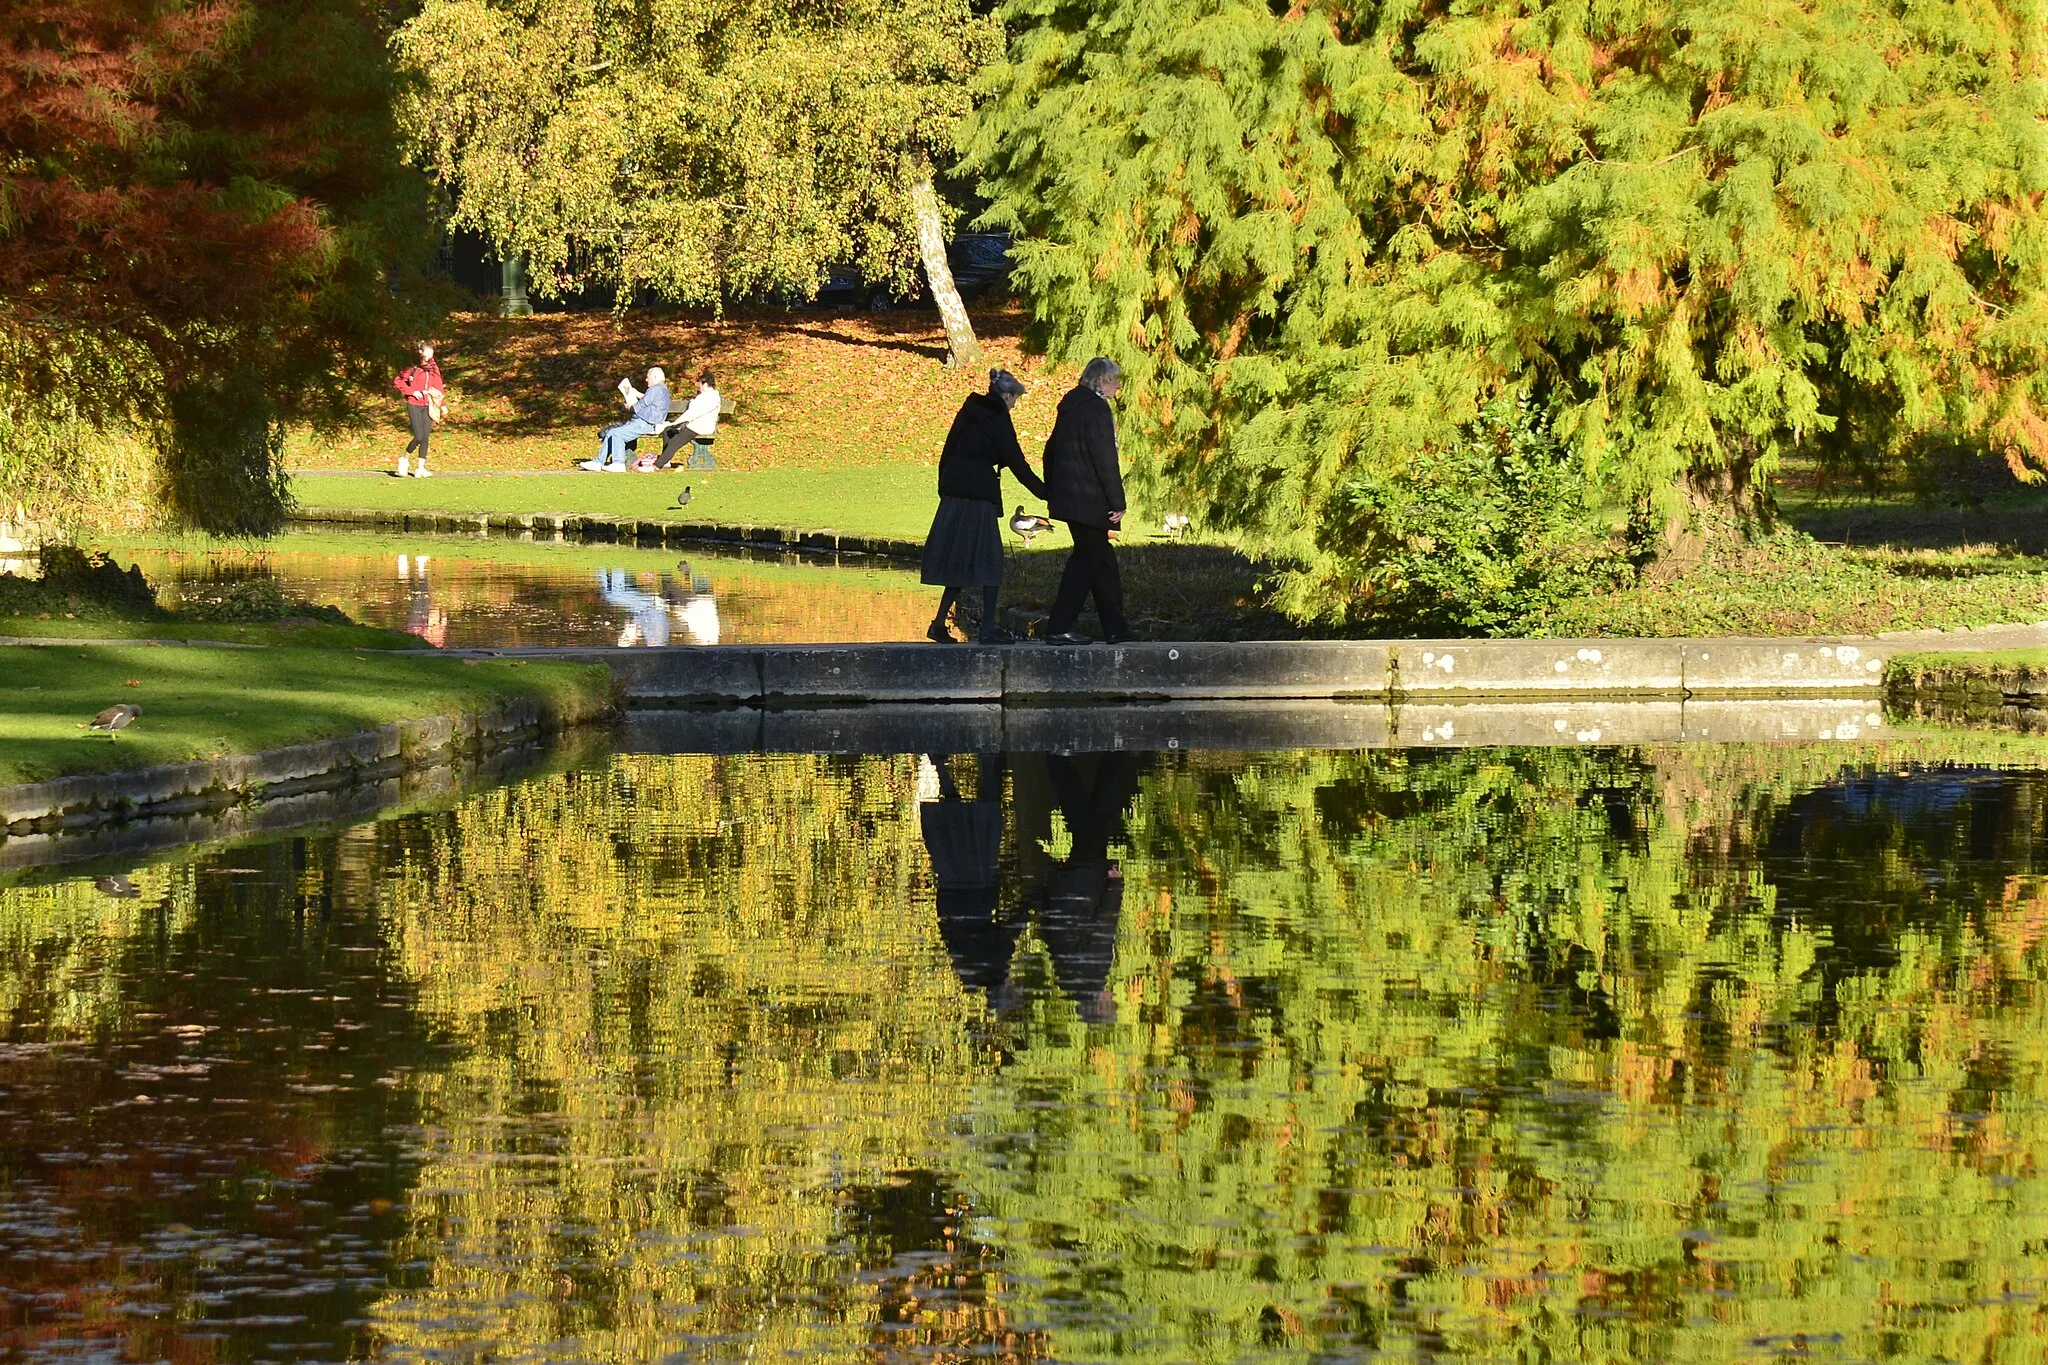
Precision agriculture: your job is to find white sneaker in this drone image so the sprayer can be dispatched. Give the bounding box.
[397,456,410,477]
[414,464,433,478]
[579,459,607,472]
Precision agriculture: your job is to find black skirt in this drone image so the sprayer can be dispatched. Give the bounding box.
[920,496,1005,587]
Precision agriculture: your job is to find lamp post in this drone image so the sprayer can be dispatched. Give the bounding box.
[500,255,532,316]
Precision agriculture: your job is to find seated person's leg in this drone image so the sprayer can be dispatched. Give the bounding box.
[657,425,691,468]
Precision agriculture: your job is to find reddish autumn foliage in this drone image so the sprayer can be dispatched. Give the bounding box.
[0,0,434,531]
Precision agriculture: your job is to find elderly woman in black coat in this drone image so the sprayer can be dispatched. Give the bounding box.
[922,369,1047,643]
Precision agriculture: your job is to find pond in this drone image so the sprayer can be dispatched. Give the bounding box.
[3,734,2047,1362]
[111,531,935,647]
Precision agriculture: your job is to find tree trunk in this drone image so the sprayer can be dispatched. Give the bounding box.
[910,176,980,369]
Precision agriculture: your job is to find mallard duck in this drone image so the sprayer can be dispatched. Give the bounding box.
[1010,506,1055,547]
[1161,512,1191,541]
[89,703,140,738]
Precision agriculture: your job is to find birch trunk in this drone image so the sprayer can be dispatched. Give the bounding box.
[910,176,981,369]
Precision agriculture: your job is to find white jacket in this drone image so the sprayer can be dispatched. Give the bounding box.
[679,385,720,437]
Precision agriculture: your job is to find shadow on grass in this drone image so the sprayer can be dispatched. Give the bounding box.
[426,308,1024,440]
[1000,542,1308,641]
[1790,495,2048,555]
[778,324,950,362]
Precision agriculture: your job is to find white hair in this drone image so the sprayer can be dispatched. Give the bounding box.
[1079,357,1121,393]
[647,366,666,386]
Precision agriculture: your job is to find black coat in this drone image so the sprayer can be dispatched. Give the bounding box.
[1042,385,1124,528]
[936,392,1047,505]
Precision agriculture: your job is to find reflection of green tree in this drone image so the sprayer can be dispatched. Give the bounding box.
[964,747,2048,1363]
[367,754,1024,1362]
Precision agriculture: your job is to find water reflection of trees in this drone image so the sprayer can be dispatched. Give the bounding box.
[365,755,1038,1362]
[0,843,435,1362]
[967,746,2048,1363]
[7,743,2048,1361]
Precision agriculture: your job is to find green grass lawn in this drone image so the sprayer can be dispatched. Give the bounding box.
[0,613,421,649]
[0,644,611,788]
[1543,536,2048,638]
[289,466,989,546]
[287,466,1209,553]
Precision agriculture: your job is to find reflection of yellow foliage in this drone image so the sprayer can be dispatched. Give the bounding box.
[367,754,1002,1363]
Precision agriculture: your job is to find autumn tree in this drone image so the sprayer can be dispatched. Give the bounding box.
[396,0,999,366]
[0,0,434,534]
[964,0,2048,621]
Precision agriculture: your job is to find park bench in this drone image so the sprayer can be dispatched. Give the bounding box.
[636,396,736,471]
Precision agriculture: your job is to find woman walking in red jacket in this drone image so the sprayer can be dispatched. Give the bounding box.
[392,343,444,478]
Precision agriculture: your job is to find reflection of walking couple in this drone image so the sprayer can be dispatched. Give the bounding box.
[920,750,1144,1017]
[598,566,720,647]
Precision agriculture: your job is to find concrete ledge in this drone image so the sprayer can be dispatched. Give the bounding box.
[1394,639,1687,696]
[1683,639,1888,694]
[761,644,1002,703]
[1006,641,1391,701]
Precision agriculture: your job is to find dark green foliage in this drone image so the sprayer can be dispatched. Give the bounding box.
[176,579,351,624]
[25,547,161,613]
[158,388,293,538]
[964,0,2048,623]
[1325,397,1623,633]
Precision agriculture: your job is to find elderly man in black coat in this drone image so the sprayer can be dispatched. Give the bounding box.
[1041,357,1132,645]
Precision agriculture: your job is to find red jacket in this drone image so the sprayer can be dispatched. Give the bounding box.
[395,361,443,406]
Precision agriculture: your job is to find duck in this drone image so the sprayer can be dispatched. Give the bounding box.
[1161,512,1191,542]
[1010,506,1055,547]
[88,703,141,738]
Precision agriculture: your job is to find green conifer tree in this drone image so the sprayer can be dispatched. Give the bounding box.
[964,0,2048,619]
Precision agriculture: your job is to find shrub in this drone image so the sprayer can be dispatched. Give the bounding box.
[1287,398,1625,635]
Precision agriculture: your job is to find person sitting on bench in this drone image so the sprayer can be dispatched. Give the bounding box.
[583,367,671,472]
[644,369,721,471]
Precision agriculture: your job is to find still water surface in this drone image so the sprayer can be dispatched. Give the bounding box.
[3,741,2047,1361]
[115,533,934,647]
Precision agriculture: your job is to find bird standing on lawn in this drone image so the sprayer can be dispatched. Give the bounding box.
[674,485,692,509]
[1010,506,1055,548]
[1161,513,1191,541]
[89,703,141,738]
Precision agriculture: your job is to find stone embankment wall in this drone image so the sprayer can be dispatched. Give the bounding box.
[475,637,1902,705]
[292,506,923,560]
[1,687,615,849]
[1883,650,2048,733]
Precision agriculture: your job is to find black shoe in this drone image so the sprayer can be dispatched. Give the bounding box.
[925,622,956,644]
[1044,631,1087,646]
[978,626,1016,644]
